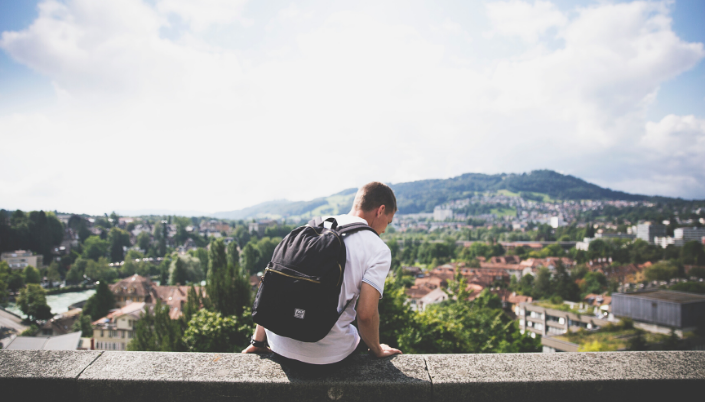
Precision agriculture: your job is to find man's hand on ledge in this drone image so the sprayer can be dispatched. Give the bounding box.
[370,344,402,358]
[241,345,270,354]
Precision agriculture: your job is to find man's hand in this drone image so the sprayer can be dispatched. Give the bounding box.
[370,343,402,358]
[241,324,269,354]
[241,344,270,354]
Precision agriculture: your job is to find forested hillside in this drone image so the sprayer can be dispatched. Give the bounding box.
[391,170,649,214]
[213,170,671,218]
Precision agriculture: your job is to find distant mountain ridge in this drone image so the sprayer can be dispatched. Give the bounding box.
[211,170,673,220]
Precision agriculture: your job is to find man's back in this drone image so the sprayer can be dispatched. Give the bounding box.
[264,214,391,364]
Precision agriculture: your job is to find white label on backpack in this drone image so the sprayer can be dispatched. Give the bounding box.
[294,308,306,319]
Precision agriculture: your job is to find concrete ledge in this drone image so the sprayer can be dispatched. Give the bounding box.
[427,352,705,402]
[0,350,704,402]
[79,352,430,402]
[0,350,103,400]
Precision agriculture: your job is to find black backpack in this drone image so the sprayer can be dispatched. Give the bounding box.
[251,217,377,342]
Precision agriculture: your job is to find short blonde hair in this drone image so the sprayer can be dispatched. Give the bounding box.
[352,182,397,214]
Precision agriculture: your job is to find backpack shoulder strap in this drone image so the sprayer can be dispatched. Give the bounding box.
[337,223,379,237]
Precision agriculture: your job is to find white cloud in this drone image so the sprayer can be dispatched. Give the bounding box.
[0,0,704,214]
[485,0,567,43]
[157,0,250,31]
[431,18,472,42]
[265,4,313,32]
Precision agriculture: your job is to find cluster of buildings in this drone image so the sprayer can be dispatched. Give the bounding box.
[527,290,705,352]
[395,193,671,233]
[3,274,203,351]
[90,275,201,350]
[400,256,705,353]
[403,256,571,312]
[577,222,705,250]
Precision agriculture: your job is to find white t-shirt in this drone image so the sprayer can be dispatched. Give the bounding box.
[265,214,391,364]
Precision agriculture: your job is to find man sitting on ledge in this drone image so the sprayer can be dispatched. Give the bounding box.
[242,182,402,372]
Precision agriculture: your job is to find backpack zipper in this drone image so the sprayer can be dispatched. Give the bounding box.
[265,268,321,284]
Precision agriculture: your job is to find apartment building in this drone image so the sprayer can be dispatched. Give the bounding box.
[674,227,705,246]
[92,302,146,351]
[635,222,666,244]
[1,250,43,270]
[517,301,613,341]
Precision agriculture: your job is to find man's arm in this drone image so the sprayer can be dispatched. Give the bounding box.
[241,324,269,354]
[357,282,402,358]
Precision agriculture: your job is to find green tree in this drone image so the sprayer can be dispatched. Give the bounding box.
[182,309,252,352]
[169,256,189,285]
[23,265,41,284]
[127,300,185,352]
[458,242,490,262]
[7,270,25,292]
[206,239,251,317]
[681,241,705,265]
[398,290,539,354]
[552,261,580,301]
[241,243,260,274]
[687,266,705,279]
[71,312,94,337]
[108,227,132,262]
[83,281,116,320]
[254,237,280,271]
[83,236,110,261]
[533,267,552,299]
[188,247,209,278]
[17,284,53,321]
[227,241,240,269]
[136,231,152,251]
[66,261,84,284]
[46,262,62,286]
[182,285,205,323]
[580,271,608,296]
[644,261,679,282]
[377,277,415,348]
[516,273,534,296]
[84,257,116,282]
[0,261,9,302]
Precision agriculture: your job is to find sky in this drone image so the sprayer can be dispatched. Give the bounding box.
[0,0,704,216]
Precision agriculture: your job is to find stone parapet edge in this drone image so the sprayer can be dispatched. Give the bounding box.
[1,350,704,402]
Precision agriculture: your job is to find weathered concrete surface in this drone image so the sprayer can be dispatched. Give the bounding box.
[0,350,102,399]
[2,350,705,402]
[78,352,430,402]
[426,351,705,402]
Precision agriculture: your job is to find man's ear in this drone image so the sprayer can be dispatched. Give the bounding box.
[376,204,386,217]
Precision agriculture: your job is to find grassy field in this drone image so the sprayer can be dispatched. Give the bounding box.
[289,193,356,221]
[533,301,594,315]
[490,207,517,218]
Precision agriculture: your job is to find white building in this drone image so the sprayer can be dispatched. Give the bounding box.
[416,287,449,311]
[636,222,666,244]
[433,207,453,221]
[1,250,43,270]
[654,236,676,248]
[550,216,566,228]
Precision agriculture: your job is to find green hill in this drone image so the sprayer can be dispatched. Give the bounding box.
[212,188,357,220]
[212,170,675,219]
[390,170,649,214]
